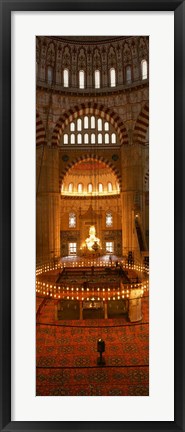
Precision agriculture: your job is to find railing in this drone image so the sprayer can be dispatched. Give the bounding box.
[36,258,149,273]
[36,257,149,301]
[36,278,149,301]
[36,259,61,276]
[36,77,149,94]
[61,191,120,198]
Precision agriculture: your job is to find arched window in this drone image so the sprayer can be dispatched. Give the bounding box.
[111,133,116,144]
[110,68,116,87]
[84,133,89,144]
[79,70,85,89]
[98,133,102,144]
[68,242,77,255]
[77,134,82,144]
[98,118,102,131]
[91,116,95,128]
[78,183,83,193]
[95,70,100,88]
[91,133,95,144]
[126,65,132,83]
[98,183,103,193]
[84,116,88,129]
[63,69,69,87]
[70,122,75,132]
[47,66,53,84]
[77,119,82,131]
[69,212,76,228]
[104,122,109,131]
[141,59,148,80]
[107,182,113,192]
[68,183,73,192]
[106,241,114,253]
[63,134,68,144]
[63,116,119,150]
[88,183,93,193]
[105,133,109,144]
[71,134,75,144]
[106,211,113,227]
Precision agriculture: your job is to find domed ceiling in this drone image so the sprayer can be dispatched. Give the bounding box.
[61,159,120,196]
[69,160,108,174]
[50,36,130,44]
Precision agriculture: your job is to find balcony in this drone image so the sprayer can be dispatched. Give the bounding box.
[36,77,149,95]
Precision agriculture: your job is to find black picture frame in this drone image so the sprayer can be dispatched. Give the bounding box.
[0,1,184,431]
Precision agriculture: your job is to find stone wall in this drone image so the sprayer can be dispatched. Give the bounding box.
[36,36,149,264]
[36,36,149,89]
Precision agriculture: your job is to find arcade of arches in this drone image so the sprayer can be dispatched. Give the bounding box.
[36,36,149,397]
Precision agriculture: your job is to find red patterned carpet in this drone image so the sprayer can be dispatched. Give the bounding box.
[36,366,149,396]
[36,296,149,396]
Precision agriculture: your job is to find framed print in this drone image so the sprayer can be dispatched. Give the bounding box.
[0,0,185,431]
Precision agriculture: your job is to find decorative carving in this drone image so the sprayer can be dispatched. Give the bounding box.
[36,36,149,92]
[138,37,148,60]
[62,154,69,162]
[62,45,71,68]
[123,42,132,64]
[36,38,40,63]
[78,48,86,69]
[112,154,119,161]
[46,43,56,67]
[93,48,101,69]
[108,46,116,68]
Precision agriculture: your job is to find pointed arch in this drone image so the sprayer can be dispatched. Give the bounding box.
[144,168,149,191]
[36,112,45,146]
[51,103,129,147]
[62,44,72,69]
[46,42,56,67]
[134,103,149,145]
[59,154,122,193]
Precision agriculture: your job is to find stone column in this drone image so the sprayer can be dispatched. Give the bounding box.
[79,300,83,320]
[128,298,142,322]
[128,288,142,322]
[104,301,108,319]
[120,144,146,260]
[36,146,60,264]
[55,303,59,320]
